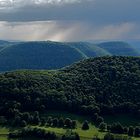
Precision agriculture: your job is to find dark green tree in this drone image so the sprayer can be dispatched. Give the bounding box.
[47,116,52,126]
[64,118,72,128]
[52,118,58,127]
[99,122,107,131]
[58,118,64,128]
[21,120,27,127]
[82,120,89,130]
[134,127,140,137]
[128,126,134,136]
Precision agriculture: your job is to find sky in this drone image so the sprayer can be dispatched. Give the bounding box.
[0,0,139,41]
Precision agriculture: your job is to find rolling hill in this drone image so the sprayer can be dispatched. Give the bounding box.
[97,41,140,56]
[66,42,111,57]
[128,40,140,51]
[0,41,139,72]
[0,40,11,46]
[0,41,85,72]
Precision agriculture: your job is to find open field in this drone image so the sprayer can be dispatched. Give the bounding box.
[40,110,104,139]
[0,111,139,140]
[35,124,104,140]
[0,127,9,140]
[38,111,140,140]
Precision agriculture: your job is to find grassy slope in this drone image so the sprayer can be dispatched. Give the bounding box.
[0,126,139,140]
[0,110,139,140]
[40,111,104,139]
[39,111,138,139]
[0,127,10,140]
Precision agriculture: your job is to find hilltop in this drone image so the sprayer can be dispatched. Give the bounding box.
[0,41,139,72]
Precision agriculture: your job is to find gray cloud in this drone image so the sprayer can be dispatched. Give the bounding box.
[0,0,139,24]
[0,0,139,41]
[0,0,86,9]
[0,21,139,41]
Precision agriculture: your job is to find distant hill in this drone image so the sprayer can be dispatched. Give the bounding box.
[127,40,140,51]
[0,41,85,72]
[0,40,11,50]
[0,40,19,50]
[0,40,10,45]
[97,41,140,56]
[0,40,139,72]
[67,42,111,57]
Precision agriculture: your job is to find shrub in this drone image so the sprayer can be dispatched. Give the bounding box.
[21,120,27,127]
[99,122,107,131]
[64,118,72,128]
[82,120,89,130]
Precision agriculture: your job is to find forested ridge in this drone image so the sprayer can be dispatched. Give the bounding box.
[0,56,140,119]
[0,41,140,72]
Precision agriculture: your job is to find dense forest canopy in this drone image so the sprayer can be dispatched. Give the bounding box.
[0,56,140,120]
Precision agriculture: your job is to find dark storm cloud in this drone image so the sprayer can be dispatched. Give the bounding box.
[0,0,139,23]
